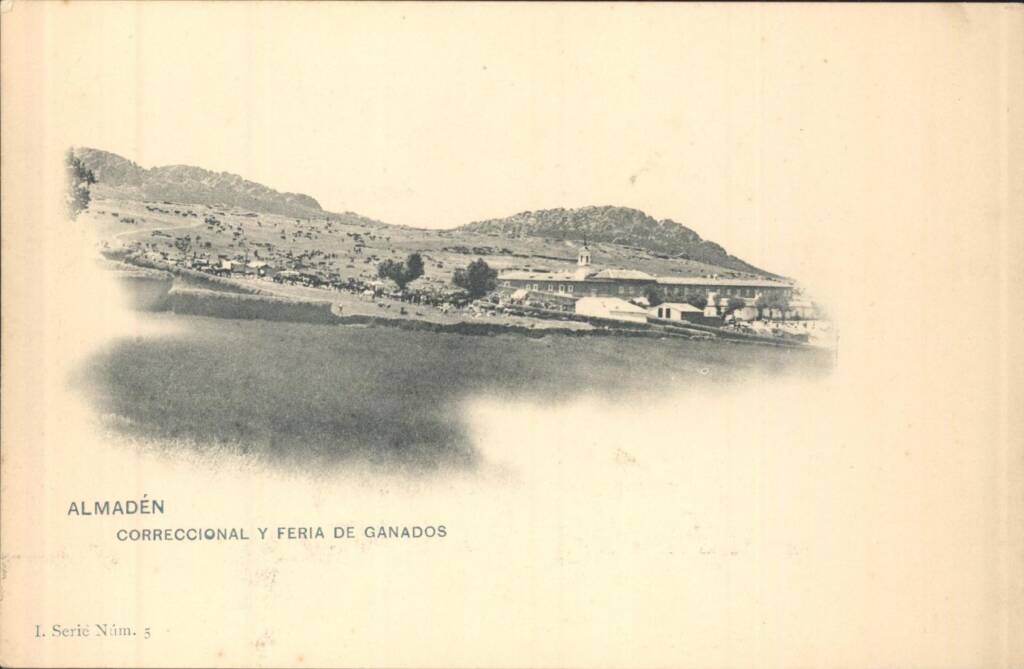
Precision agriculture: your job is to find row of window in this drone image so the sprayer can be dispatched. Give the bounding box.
[503,280,788,300]
[665,286,760,298]
[665,286,790,298]
[508,282,577,293]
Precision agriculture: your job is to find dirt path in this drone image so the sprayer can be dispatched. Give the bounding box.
[112,217,205,243]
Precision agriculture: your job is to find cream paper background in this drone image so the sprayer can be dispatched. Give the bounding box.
[2,2,1022,667]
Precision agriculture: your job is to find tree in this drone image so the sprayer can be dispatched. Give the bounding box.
[684,293,707,310]
[377,260,403,287]
[643,285,664,307]
[376,252,424,290]
[723,297,746,316]
[768,293,791,310]
[404,252,424,282]
[755,291,791,313]
[65,149,96,220]
[452,258,497,298]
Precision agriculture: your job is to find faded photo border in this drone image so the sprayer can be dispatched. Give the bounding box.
[2,2,1024,668]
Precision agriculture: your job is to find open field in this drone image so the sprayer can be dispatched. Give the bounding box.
[72,313,834,473]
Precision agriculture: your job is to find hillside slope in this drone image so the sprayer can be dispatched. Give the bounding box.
[74,147,332,220]
[75,148,778,277]
[460,206,771,276]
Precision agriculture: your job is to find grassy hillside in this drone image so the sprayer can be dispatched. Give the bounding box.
[75,148,782,281]
[75,147,382,226]
[85,196,778,304]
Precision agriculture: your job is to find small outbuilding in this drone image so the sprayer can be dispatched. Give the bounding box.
[648,302,704,322]
[575,297,648,324]
[247,260,275,278]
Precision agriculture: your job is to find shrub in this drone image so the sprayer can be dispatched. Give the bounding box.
[65,149,96,220]
[684,294,708,310]
[376,252,424,290]
[644,285,665,306]
[723,297,746,316]
[452,258,497,298]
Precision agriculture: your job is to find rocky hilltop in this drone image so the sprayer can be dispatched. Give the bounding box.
[74,147,328,220]
[459,206,771,276]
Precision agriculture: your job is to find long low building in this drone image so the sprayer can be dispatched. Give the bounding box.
[497,267,657,299]
[656,276,791,301]
[575,297,649,324]
[498,246,792,303]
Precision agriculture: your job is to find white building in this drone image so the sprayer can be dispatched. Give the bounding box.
[648,302,704,321]
[575,297,648,324]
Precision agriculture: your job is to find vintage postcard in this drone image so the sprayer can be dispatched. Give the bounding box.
[1,2,1022,667]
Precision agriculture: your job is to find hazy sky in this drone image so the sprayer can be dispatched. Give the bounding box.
[33,2,1009,284]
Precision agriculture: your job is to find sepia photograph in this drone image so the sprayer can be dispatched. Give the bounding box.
[2,2,1021,667]
[66,143,835,472]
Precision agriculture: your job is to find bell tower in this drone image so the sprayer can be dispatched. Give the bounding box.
[575,239,592,280]
[577,246,591,268]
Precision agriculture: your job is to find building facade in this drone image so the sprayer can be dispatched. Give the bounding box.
[498,247,793,304]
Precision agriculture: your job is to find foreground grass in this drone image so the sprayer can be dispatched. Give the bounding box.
[72,314,833,472]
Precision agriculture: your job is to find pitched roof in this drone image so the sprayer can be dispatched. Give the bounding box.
[651,302,704,313]
[575,297,648,314]
[498,270,579,281]
[657,276,791,288]
[588,268,656,281]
